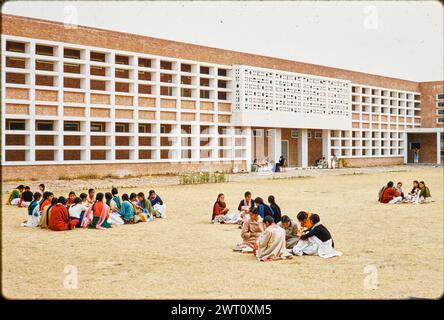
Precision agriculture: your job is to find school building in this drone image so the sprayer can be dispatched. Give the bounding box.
[1,14,443,180]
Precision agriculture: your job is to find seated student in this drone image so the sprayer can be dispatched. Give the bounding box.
[111,187,122,211]
[39,198,58,229]
[120,193,136,223]
[137,192,155,221]
[267,195,282,223]
[238,191,255,222]
[48,197,77,231]
[21,192,42,228]
[66,191,77,207]
[320,157,328,169]
[82,193,112,229]
[149,190,166,218]
[39,192,54,213]
[104,193,124,225]
[277,215,301,249]
[292,213,343,258]
[251,159,261,172]
[69,197,88,228]
[39,184,45,194]
[211,193,230,223]
[7,185,24,205]
[297,211,314,231]
[405,180,420,202]
[19,186,34,207]
[253,197,274,219]
[380,181,402,204]
[105,192,119,213]
[129,193,148,223]
[256,216,292,261]
[395,182,405,200]
[79,193,89,207]
[417,181,432,203]
[234,208,264,253]
[86,188,95,206]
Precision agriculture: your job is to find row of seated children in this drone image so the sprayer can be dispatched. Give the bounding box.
[234,209,342,261]
[378,180,432,204]
[211,191,282,226]
[19,186,166,231]
[6,184,46,207]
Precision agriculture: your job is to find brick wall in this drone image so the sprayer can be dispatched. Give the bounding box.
[419,81,444,128]
[1,161,247,180]
[1,14,421,91]
[341,156,404,167]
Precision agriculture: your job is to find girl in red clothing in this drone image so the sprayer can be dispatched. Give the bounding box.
[211,193,230,223]
[48,197,77,231]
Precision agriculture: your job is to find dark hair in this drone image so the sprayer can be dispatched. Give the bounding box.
[25,186,31,190]
[58,196,67,205]
[17,184,25,189]
[396,182,402,185]
[149,190,156,196]
[251,207,259,215]
[216,193,224,201]
[254,197,264,205]
[387,181,394,188]
[39,183,45,188]
[419,181,425,186]
[137,192,145,199]
[79,193,87,200]
[33,192,42,200]
[72,197,82,206]
[281,215,290,223]
[268,195,275,204]
[47,198,59,218]
[310,213,320,224]
[68,191,76,197]
[297,211,308,222]
[105,192,113,201]
[96,193,104,202]
[130,193,137,200]
[244,191,251,198]
[111,187,118,196]
[42,191,52,201]
[264,215,275,225]
[88,188,95,195]
[122,193,129,201]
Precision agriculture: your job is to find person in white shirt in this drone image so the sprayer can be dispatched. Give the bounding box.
[68,197,88,227]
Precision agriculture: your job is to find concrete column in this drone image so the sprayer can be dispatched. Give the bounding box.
[322,129,331,159]
[437,132,441,165]
[402,132,408,164]
[267,128,282,163]
[298,129,308,167]
[245,126,252,171]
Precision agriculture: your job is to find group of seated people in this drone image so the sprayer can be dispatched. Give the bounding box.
[314,155,339,169]
[6,184,166,231]
[378,180,432,204]
[251,156,286,173]
[212,191,343,261]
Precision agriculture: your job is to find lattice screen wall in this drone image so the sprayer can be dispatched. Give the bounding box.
[233,65,351,117]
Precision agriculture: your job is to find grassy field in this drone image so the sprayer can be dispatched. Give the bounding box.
[1,166,443,299]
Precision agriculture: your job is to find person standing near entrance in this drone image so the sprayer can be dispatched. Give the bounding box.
[413,148,420,163]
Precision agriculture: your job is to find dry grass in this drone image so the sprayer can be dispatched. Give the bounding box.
[1,167,443,299]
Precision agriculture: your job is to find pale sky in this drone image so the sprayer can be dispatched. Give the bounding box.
[2,0,443,82]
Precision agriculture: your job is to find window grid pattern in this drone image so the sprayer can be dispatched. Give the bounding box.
[330,84,421,157]
[1,35,248,165]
